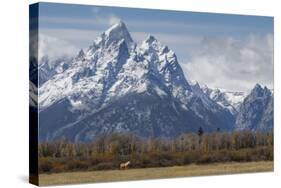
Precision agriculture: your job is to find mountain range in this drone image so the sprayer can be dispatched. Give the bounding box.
[29,21,273,142]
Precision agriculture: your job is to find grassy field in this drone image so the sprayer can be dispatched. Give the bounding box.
[39,161,273,186]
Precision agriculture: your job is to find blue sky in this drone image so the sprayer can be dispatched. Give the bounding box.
[34,2,274,91]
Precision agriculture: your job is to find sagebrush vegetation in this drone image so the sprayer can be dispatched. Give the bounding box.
[39,131,273,173]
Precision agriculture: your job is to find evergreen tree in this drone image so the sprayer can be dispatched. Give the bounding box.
[198,127,204,145]
[198,127,204,137]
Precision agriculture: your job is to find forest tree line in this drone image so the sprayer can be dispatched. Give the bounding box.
[39,130,273,173]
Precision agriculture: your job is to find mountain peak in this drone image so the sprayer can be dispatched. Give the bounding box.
[140,35,163,52]
[235,83,273,131]
[190,80,200,88]
[249,83,272,99]
[252,83,267,94]
[145,35,158,44]
[103,21,133,46]
[106,20,126,33]
[75,49,85,60]
[253,83,262,90]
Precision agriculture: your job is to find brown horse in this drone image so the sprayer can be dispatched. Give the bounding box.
[119,161,131,170]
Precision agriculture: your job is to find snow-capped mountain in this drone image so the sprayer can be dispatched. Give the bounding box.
[37,21,237,142]
[33,21,274,142]
[235,84,273,131]
[29,55,72,86]
[38,56,72,86]
[199,84,246,115]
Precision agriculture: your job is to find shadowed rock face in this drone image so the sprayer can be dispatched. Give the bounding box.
[235,84,273,131]
[36,21,273,142]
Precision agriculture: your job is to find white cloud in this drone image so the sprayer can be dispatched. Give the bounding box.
[38,34,79,62]
[41,28,101,48]
[182,34,274,91]
[94,14,120,26]
[108,15,121,25]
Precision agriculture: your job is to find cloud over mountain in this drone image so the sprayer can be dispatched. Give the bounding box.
[183,34,273,92]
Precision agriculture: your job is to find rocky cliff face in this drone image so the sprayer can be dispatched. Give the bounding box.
[234,84,273,131]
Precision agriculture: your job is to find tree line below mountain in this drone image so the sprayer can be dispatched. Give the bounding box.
[39,130,273,173]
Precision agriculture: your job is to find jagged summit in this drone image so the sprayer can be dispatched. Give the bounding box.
[75,49,85,60]
[235,84,273,131]
[252,83,270,93]
[106,20,126,32]
[140,37,174,63]
[252,83,263,93]
[87,20,134,54]
[141,35,163,49]
[101,20,133,47]
[190,80,200,88]
[254,83,262,89]
[145,35,158,44]
[250,83,272,98]
[142,35,170,51]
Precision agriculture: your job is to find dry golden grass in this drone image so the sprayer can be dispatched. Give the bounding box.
[39,161,273,186]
